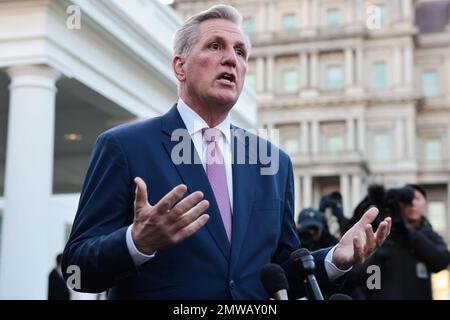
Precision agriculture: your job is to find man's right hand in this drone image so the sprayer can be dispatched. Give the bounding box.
[131,177,210,254]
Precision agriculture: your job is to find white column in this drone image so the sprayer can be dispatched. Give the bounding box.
[347,118,356,151]
[256,57,265,92]
[395,118,405,160]
[351,174,362,212]
[403,46,413,87]
[310,0,318,27]
[302,175,313,208]
[258,2,267,32]
[393,0,402,22]
[402,0,413,22]
[300,52,309,89]
[345,48,354,88]
[340,174,350,217]
[311,120,319,154]
[0,65,60,299]
[394,46,403,87]
[355,0,364,24]
[357,117,366,155]
[301,121,309,154]
[266,55,275,93]
[267,1,276,32]
[302,0,309,28]
[355,47,364,88]
[406,116,416,159]
[310,51,318,89]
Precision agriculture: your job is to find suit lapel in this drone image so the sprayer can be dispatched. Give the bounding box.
[161,106,231,261]
[230,126,258,267]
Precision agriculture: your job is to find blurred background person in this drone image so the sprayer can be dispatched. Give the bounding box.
[319,191,350,238]
[48,253,70,300]
[343,185,450,299]
[296,207,338,251]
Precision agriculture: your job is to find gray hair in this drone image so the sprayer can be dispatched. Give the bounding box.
[173,4,251,57]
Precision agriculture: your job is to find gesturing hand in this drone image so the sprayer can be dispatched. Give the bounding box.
[332,207,391,270]
[131,177,210,254]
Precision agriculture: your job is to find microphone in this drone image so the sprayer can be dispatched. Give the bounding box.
[290,248,324,300]
[260,263,289,300]
[328,293,353,300]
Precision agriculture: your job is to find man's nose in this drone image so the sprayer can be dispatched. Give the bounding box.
[221,48,237,67]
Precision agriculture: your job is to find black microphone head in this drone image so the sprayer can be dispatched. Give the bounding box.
[260,264,289,296]
[328,293,353,300]
[290,248,315,274]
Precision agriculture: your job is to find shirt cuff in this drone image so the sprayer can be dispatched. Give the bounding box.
[324,245,352,282]
[126,225,156,266]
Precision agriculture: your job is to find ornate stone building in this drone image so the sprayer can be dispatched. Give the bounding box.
[173,0,450,246]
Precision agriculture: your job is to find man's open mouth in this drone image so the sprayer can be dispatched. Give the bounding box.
[217,72,235,84]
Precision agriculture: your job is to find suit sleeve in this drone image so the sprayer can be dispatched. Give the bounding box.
[273,157,335,298]
[62,133,138,293]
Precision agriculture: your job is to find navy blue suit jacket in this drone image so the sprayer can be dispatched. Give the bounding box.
[62,105,333,299]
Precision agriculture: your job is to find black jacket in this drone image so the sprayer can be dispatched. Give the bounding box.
[343,217,450,300]
[48,269,70,300]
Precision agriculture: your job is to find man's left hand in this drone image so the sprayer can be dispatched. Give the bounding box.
[332,207,391,270]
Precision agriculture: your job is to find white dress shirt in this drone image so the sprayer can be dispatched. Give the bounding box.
[125,98,350,282]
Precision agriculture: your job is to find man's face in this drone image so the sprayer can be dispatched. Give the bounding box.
[404,190,427,223]
[178,19,248,111]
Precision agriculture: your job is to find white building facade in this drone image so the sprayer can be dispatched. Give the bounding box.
[0,0,257,299]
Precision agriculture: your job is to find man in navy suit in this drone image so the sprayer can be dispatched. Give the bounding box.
[62,4,391,299]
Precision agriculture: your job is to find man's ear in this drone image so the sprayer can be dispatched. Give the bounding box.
[173,55,186,81]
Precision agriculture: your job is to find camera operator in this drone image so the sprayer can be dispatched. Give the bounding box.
[296,208,338,251]
[343,185,450,299]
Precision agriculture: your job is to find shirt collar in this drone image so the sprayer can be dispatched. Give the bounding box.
[176,98,231,143]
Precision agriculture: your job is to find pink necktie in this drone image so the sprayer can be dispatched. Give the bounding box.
[203,128,232,241]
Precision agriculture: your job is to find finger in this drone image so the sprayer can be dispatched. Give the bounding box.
[172,200,210,231]
[173,213,210,243]
[134,177,149,208]
[353,233,364,264]
[374,220,390,245]
[385,217,392,236]
[364,224,376,256]
[170,191,205,218]
[154,184,188,213]
[357,207,379,227]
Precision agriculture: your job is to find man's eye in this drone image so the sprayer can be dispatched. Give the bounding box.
[209,43,220,50]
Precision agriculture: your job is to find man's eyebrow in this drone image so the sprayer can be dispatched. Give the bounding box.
[206,36,248,50]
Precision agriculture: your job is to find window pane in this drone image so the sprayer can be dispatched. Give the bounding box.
[284,138,299,154]
[422,71,439,97]
[372,63,387,89]
[425,139,441,162]
[374,134,391,161]
[283,70,298,93]
[245,74,256,91]
[283,14,297,31]
[327,9,341,27]
[377,4,386,26]
[243,18,255,35]
[328,135,344,152]
[428,201,447,238]
[327,66,343,90]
